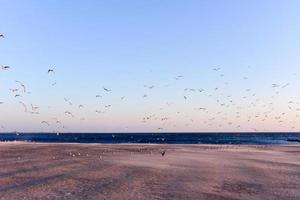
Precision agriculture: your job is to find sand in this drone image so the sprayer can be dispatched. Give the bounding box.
[0,143,300,200]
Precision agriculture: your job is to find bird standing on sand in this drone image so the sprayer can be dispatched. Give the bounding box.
[161,151,166,157]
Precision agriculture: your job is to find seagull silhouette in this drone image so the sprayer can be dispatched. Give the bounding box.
[41,121,50,126]
[48,69,55,74]
[19,101,28,112]
[103,87,112,92]
[1,65,10,70]
[15,81,26,93]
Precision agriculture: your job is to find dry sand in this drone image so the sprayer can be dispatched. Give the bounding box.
[0,143,300,200]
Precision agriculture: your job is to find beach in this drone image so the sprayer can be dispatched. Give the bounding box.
[0,143,300,200]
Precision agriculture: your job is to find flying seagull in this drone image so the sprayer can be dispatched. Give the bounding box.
[1,65,10,70]
[10,88,19,93]
[212,67,221,71]
[41,121,50,126]
[64,111,74,118]
[175,75,183,80]
[19,101,28,112]
[31,104,39,111]
[48,69,55,74]
[103,87,112,92]
[0,34,4,38]
[15,81,26,93]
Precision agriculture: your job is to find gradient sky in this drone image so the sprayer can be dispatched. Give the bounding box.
[1,0,300,132]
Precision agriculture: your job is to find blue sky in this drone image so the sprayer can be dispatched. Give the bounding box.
[1,0,300,132]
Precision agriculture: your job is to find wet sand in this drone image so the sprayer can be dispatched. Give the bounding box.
[0,143,300,200]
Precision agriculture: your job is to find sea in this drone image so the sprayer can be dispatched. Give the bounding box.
[0,133,300,144]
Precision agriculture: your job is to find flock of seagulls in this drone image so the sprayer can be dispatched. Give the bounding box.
[1,32,300,133]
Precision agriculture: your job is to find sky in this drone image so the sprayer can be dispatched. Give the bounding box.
[1,0,300,132]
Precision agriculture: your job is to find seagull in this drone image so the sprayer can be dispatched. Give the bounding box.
[175,75,183,80]
[64,98,72,105]
[0,34,4,38]
[281,83,290,88]
[272,84,280,88]
[212,67,221,71]
[144,85,155,89]
[41,121,50,126]
[78,105,84,109]
[14,94,21,98]
[103,87,112,92]
[96,110,105,114]
[10,88,19,93]
[194,107,206,111]
[15,81,26,93]
[19,101,28,112]
[64,111,74,118]
[1,65,10,70]
[31,104,39,110]
[161,151,166,157]
[48,69,55,74]
[30,111,40,115]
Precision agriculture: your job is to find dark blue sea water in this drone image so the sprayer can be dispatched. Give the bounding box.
[0,133,300,144]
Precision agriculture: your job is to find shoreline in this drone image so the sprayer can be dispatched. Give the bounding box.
[1,143,300,199]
